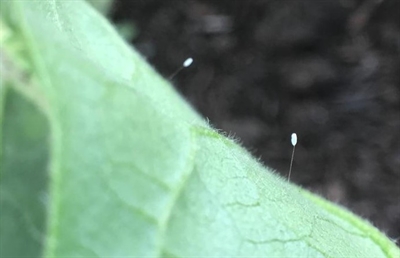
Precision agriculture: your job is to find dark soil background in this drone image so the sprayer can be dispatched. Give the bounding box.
[110,0,400,241]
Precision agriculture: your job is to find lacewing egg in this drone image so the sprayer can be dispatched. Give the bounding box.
[291,133,297,147]
[183,57,193,67]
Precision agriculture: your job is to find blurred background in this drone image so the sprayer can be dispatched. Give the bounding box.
[105,0,399,241]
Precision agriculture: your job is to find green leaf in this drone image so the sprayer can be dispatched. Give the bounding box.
[1,86,49,257]
[0,0,398,257]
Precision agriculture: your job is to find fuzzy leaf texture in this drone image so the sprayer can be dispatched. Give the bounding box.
[0,1,399,257]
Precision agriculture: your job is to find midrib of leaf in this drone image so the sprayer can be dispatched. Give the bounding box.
[7,1,203,256]
[0,20,49,117]
[9,2,64,256]
[2,1,399,257]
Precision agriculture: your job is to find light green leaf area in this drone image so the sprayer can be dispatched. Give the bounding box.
[0,0,398,257]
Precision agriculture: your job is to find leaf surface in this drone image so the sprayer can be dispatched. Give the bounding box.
[0,1,398,257]
[1,87,49,257]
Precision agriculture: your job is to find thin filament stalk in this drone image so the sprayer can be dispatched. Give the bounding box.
[288,145,295,181]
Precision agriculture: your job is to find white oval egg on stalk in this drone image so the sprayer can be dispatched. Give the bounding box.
[291,133,297,146]
[288,133,297,181]
[183,57,193,67]
[169,57,194,79]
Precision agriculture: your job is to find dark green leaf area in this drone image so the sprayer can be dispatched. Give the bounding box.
[1,88,49,257]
